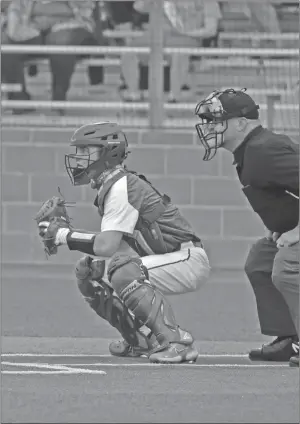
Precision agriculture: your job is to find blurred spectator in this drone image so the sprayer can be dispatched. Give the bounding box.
[247,2,281,34]
[1,1,9,18]
[105,1,148,30]
[1,0,105,114]
[224,1,282,46]
[121,0,221,102]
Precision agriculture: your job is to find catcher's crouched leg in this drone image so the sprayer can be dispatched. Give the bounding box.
[75,256,159,357]
[108,255,198,363]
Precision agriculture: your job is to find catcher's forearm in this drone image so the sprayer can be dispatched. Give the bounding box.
[35,195,119,258]
[65,230,116,258]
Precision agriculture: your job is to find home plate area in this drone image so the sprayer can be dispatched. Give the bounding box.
[2,352,298,423]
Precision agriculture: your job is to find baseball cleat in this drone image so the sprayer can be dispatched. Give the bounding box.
[249,336,298,362]
[109,330,160,358]
[289,355,299,367]
[109,327,194,358]
[109,339,148,357]
[149,343,199,364]
[289,342,299,367]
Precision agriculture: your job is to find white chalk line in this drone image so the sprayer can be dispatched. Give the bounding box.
[58,363,289,369]
[1,361,106,375]
[1,360,289,372]
[2,371,83,375]
[1,353,249,358]
[1,364,289,373]
[1,354,290,374]
[71,362,289,369]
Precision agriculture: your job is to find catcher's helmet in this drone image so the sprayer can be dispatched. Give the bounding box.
[65,122,129,186]
[195,88,259,160]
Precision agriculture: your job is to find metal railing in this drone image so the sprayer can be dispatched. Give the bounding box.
[1,0,299,130]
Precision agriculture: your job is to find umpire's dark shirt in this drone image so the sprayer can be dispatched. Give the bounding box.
[233,125,299,234]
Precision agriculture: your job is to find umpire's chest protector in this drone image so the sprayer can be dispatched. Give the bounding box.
[237,150,299,234]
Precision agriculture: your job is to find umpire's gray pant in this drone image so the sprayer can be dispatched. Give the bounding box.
[245,237,299,337]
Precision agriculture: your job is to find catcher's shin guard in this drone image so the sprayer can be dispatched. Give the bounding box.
[76,276,158,355]
[119,280,186,351]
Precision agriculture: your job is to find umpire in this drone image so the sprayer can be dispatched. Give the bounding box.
[194,88,299,367]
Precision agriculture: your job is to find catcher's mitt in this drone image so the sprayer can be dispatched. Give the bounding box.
[39,217,72,256]
[35,196,72,225]
[35,192,74,257]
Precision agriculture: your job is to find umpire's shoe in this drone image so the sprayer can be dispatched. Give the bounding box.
[249,336,299,362]
[289,342,299,368]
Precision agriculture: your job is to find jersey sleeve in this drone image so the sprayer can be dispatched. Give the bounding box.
[101,176,139,234]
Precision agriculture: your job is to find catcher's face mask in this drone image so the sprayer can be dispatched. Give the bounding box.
[65,133,129,186]
[195,91,228,161]
[65,146,103,186]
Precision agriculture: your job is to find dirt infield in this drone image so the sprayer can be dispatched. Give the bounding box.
[2,346,299,423]
[2,274,269,342]
[1,274,299,423]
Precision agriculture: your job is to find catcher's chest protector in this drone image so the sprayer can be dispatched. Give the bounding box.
[94,168,171,255]
[94,168,125,216]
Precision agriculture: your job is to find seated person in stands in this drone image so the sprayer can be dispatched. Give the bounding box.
[120,0,221,102]
[224,1,282,47]
[1,0,105,115]
[105,1,148,31]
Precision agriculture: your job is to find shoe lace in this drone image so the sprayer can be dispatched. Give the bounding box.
[292,342,299,354]
[269,336,293,346]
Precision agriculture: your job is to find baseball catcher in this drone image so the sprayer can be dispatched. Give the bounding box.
[36,121,211,363]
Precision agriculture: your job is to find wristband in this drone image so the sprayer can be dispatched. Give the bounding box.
[66,231,96,256]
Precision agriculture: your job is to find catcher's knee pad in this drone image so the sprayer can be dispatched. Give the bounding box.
[107,255,149,294]
[75,255,105,281]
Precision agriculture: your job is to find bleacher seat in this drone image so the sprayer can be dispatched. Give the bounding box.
[219,1,299,37]
[276,3,299,32]
[1,1,298,132]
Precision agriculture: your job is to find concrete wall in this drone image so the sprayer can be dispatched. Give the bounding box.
[1,126,266,272]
